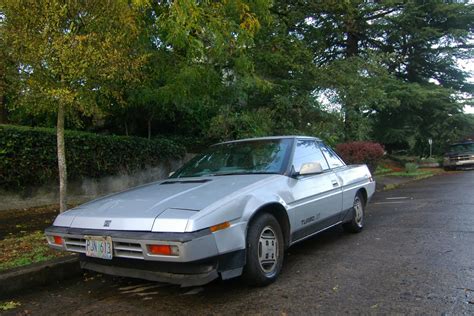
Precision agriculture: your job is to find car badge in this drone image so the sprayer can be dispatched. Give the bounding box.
[103,220,112,227]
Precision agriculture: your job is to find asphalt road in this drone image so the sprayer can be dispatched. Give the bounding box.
[3,171,474,315]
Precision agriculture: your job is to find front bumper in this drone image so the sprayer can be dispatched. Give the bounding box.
[444,156,474,169]
[44,226,246,286]
[45,226,219,262]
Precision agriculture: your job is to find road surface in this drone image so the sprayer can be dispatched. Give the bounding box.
[3,171,474,315]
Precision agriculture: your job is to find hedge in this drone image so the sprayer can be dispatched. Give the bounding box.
[0,124,186,190]
[335,141,385,174]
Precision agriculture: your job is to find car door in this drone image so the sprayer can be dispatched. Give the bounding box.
[288,139,343,242]
[319,143,348,222]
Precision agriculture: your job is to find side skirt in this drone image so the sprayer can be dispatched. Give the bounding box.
[289,208,353,246]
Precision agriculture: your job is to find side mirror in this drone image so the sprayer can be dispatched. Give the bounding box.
[299,162,323,176]
[168,171,175,177]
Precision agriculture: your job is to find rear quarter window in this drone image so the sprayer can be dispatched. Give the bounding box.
[320,144,345,169]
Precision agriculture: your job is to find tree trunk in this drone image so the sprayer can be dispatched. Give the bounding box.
[124,121,129,136]
[57,103,68,212]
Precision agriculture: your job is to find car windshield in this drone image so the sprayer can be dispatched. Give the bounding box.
[171,139,292,178]
[448,143,474,153]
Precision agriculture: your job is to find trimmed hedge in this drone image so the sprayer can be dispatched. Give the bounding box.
[0,124,186,190]
[335,141,385,174]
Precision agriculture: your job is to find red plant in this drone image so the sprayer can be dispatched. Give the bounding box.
[335,141,384,173]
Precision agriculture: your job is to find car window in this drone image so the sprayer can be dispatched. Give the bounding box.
[292,140,329,173]
[171,139,292,178]
[320,144,345,169]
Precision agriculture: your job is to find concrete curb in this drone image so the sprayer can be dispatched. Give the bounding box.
[375,173,437,192]
[0,255,81,299]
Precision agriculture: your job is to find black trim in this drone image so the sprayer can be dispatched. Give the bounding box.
[79,249,246,286]
[217,249,246,271]
[79,249,245,274]
[45,226,212,242]
[282,138,297,176]
[290,212,342,242]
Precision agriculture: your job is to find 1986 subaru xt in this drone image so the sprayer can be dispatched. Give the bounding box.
[46,136,375,286]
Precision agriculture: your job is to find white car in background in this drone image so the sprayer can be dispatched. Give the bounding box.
[46,136,375,286]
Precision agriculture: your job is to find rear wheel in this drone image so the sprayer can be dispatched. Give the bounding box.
[343,192,365,233]
[243,213,284,286]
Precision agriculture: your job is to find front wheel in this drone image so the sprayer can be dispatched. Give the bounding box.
[343,192,365,233]
[242,213,284,286]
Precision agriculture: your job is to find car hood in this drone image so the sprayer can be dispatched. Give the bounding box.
[53,174,277,231]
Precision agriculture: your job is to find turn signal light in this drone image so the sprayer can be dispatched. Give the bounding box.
[210,221,230,232]
[147,244,179,256]
[53,235,63,245]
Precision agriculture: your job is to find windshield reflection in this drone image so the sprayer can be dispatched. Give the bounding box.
[172,139,292,178]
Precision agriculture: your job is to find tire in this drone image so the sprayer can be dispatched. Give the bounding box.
[342,192,365,234]
[242,213,284,286]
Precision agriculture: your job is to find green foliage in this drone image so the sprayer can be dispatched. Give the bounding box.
[0,125,185,190]
[389,171,433,178]
[0,230,66,272]
[374,165,393,176]
[0,301,21,311]
[2,0,147,119]
[1,0,473,156]
[404,163,419,174]
[207,107,274,141]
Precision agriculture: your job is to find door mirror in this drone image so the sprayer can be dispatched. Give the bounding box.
[299,162,323,175]
[168,171,175,177]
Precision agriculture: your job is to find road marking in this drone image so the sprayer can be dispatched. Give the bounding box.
[386,197,410,200]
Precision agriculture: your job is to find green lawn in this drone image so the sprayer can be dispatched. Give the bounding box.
[0,231,66,271]
[388,170,434,178]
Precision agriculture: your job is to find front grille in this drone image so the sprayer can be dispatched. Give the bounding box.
[113,241,144,259]
[62,236,145,259]
[64,237,86,253]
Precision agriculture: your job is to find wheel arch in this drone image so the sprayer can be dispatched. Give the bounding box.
[247,202,291,249]
[357,187,368,206]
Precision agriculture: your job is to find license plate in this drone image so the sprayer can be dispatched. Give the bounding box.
[85,236,113,260]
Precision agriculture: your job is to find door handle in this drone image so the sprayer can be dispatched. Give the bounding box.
[332,180,339,187]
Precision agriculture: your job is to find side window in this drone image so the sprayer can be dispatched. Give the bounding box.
[320,144,345,169]
[292,140,329,173]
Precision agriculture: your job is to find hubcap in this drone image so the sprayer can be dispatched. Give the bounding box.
[258,226,278,274]
[354,197,363,227]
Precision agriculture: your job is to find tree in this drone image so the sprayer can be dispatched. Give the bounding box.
[1,0,146,211]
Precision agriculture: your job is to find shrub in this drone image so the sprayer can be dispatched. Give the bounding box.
[335,141,385,173]
[0,124,186,190]
[404,162,418,173]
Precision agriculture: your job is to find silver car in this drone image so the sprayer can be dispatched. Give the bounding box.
[45,136,375,286]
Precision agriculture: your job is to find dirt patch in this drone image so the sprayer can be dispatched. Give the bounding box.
[378,158,404,172]
[0,204,74,271]
[0,205,63,240]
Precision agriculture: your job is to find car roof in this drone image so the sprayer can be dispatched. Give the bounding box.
[215,135,322,146]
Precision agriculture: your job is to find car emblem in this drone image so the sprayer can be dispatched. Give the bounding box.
[103,220,112,227]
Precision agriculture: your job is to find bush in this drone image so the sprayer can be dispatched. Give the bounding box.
[404,162,418,173]
[0,124,186,190]
[335,141,385,173]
